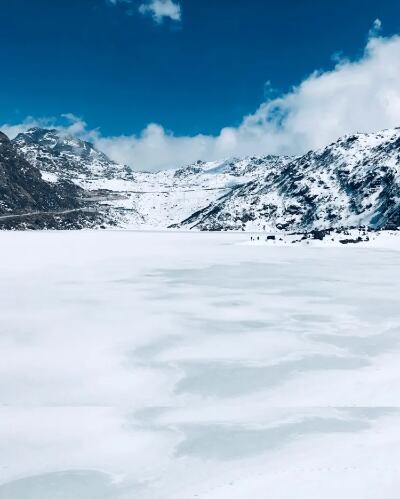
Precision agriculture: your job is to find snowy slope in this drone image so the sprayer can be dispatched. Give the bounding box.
[12,128,292,229]
[87,157,290,229]
[13,128,133,180]
[176,128,400,231]
[10,126,400,231]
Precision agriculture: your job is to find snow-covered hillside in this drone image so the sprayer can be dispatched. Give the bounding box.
[13,128,133,180]
[176,128,400,231]
[8,126,400,231]
[92,157,290,229]
[12,128,291,229]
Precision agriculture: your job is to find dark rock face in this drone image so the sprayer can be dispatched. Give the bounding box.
[0,131,104,229]
[0,132,76,213]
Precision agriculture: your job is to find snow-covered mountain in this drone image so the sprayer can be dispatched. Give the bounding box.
[175,128,400,231]
[12,128,291,229]
[0,131,103,229]
[4,126,400,231]
[13,128,133,181]
[111,156,290,229]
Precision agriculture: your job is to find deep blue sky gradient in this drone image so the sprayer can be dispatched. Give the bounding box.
[2,0,400,136]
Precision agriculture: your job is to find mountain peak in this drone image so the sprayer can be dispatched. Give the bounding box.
[11,127,132,181]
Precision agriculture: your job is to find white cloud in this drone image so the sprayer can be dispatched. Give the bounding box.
[0,114,89,141]
[108,0,181,24]
[107,0,131,5]
[0,117,51,139]
[369,18,382,38]
[3,28,400,172]
[93,32,400,170]
[138,0,181,24]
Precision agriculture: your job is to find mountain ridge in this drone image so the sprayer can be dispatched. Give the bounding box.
[1,126,400,231]
[173,128,400,231]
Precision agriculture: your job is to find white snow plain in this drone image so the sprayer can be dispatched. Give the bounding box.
[1,230,400,499]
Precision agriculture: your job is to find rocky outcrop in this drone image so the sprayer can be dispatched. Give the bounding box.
[0,131,104,229]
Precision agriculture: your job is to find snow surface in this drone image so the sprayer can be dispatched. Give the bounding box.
[69,157,288,230]
[1,231,400,499]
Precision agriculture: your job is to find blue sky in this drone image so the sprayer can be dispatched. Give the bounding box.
[2,0,400,170]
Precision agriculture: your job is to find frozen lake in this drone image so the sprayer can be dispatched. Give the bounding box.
[1,231,400,499]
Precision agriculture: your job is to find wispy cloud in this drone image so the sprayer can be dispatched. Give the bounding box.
[0,114,90,141]
[108,0,181,24]
[369,18,382,38]
[138,0,181,24]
